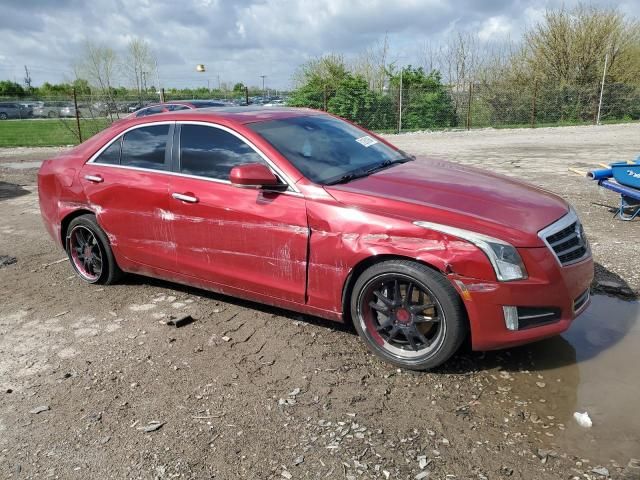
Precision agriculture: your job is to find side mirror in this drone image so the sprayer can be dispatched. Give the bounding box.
[230,163,284,189]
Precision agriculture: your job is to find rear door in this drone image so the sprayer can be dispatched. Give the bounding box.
[168,122,309,303]
[80,122,178,271]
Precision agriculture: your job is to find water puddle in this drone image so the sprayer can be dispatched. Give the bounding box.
[507,294,640,463]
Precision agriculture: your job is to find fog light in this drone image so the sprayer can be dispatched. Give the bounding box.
[503,306,519,331]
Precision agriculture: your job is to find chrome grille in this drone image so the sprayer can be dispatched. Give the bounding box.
[539,211,589,266]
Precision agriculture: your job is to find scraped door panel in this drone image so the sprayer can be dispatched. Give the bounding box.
[79,123,178,271]
[80,166,176,270]
[169,177,308,303]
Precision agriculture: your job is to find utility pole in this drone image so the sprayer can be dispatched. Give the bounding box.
[596,53,609,125]
[260,75,266,97]
[155,59,162,102]
[23,65,32,92]
[398,68,403,133]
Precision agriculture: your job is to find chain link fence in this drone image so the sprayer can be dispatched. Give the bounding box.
[1,83,639,147]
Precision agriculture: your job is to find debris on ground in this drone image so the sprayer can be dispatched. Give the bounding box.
[622,459,640,479]
[141,421,164,433]
[29,405,50,414]
[42,258,67,268]
[591,466,610,477]
[0,255,17,268]
[573,411,593,428]
[166,315,195,328]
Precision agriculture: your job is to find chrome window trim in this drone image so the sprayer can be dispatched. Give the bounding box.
[537,209,590,266]
[87,120,175,165]
[176,121,300,193]
[86,119,302,196]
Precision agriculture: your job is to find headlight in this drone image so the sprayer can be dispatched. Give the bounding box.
[414,221,527,281]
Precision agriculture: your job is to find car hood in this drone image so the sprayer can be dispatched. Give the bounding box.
[324,157,569,247]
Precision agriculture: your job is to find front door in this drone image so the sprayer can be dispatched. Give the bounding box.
[168,123,308,303]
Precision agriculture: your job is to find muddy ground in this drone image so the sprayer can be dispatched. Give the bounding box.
[1,124,639,479]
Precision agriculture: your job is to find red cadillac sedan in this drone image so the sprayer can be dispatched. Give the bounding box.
[38,107,593,369]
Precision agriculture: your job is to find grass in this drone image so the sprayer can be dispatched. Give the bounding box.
[0,118,112,148]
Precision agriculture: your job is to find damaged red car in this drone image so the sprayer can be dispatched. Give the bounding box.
[38,107,593,369]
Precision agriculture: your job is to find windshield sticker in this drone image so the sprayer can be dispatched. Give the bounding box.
[355,135,378,147]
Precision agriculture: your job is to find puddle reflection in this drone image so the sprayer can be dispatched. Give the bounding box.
[500,295,639,462]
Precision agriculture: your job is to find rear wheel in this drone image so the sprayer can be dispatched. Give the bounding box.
[351,260,467,370]
[66,214,122,285]
[0,113,7,120]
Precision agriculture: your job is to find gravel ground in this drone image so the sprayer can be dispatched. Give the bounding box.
[1,124,639,479]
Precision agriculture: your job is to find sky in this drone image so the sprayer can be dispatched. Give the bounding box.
[0,0,638,90]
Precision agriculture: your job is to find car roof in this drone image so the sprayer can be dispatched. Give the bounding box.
[120,106,323,127]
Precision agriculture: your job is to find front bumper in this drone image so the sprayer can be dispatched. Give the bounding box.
[453,247,594,351]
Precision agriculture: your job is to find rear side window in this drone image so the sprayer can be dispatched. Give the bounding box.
[179,124,263,180]
[95,138,122,165]
[121,125,169,170]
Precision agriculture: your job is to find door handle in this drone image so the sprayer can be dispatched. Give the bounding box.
[172,192,198,203]
[84,174,103,183]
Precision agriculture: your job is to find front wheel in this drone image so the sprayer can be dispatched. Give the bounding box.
[66,214,122,285]
[351,260,467,370]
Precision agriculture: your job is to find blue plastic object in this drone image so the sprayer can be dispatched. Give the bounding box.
[587,168,613,180]
[611,161,640,189]
[598,179,640,221]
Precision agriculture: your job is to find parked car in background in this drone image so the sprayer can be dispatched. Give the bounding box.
[127,100,233,118]
[37,107,594,370]
[59,103,95,118]
[20,101,44,110]
[0,102,32,119]
[126,101,152,113]
[33,101,68,118]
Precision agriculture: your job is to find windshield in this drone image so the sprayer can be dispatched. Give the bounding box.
[248,114,409,184]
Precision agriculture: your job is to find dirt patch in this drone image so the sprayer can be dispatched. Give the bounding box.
[1,124,639,479]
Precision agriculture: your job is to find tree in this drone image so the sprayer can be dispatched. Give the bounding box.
[76,41,119,93]
[352,33,390,93]
[123,38,157,100]
[524,4,640,87]
[389,66,456,129]
[233,82,246,92]
[327,74,393,130]
[0,81,26,97]
[289,54,350,108]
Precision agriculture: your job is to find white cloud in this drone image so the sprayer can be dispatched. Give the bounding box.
[478,15,513,41]
[0,0,638,89]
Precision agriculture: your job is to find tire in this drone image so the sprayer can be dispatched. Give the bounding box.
[350,260,467,370]
[47,110,58,118]
[65,214,122,285]
[0,113,7,120]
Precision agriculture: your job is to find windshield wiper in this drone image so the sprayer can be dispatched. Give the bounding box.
[364,157,413,175]
[325,157,414,186]
[325,170,371,185]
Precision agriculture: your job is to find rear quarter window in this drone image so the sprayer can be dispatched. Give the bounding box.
[94,138,122,165]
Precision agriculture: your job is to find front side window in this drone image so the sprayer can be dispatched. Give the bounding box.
[95,137,122,165]
[179,124,263,180]
[121,125,169,170]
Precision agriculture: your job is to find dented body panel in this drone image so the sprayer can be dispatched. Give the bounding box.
[37,107,594,352]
